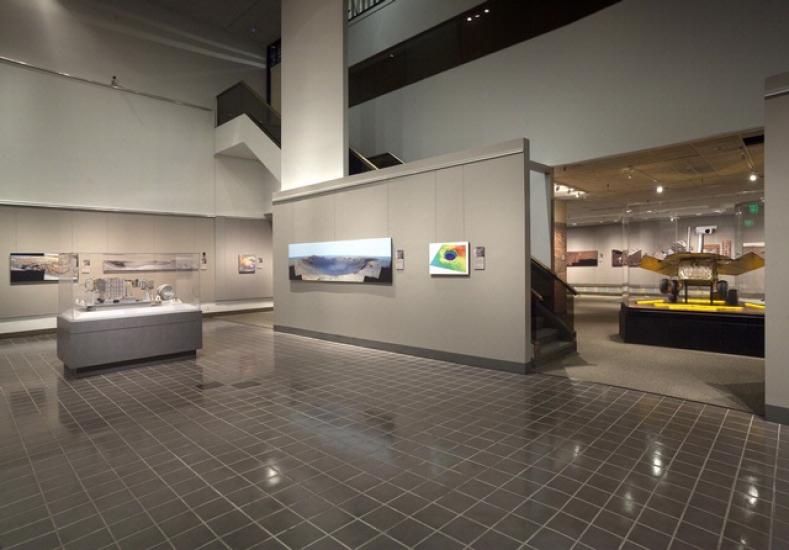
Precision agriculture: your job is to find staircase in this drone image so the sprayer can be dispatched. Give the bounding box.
[216,81,401,181]
[216,81,577,369]
[531,259,578,366]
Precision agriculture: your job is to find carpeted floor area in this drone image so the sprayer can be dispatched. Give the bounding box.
[537,297,765,414]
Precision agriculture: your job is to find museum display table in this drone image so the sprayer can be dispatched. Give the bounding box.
[619,302,764,357]
[57,303,203,371]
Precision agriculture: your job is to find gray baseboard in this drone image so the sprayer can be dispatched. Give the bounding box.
[274,325,532,374]
[765,404,789,425]
[204,307,274,317]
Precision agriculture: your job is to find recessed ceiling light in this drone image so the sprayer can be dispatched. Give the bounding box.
[656,185,664,194]
[749,172,758,182]
[475,13,480,18]
[646,210,653,213]
[466,16,472,21]
[484,8,490,13]
[625,209,632,213]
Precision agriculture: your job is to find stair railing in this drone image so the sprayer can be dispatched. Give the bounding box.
[531,258,577,340]
[216,81,281,146]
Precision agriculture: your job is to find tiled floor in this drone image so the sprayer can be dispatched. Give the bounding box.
[0,319,787,550]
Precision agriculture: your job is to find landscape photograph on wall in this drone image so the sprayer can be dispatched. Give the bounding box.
[567,250,599,267]
[10,253,77,283]
[103,256,196,273]
[429,242,469,275]
[238,255,257,274]
[288,238,392,283]
[612,248,643,267]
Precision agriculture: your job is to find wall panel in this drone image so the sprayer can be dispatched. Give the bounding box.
[274,143,531,367]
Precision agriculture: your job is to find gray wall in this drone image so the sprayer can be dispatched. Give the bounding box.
[0,0,272,217]
[349,0,789,166]
[273,148,532,366]
[0,205,273,320]
[765,74,789,421]
[215,217,273,301]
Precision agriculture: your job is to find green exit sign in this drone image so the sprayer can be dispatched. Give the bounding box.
[744,219,755,228]
[748,203,760,215]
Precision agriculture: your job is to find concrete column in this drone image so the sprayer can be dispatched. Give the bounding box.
[765,72,789,424]
[281,0,347,190]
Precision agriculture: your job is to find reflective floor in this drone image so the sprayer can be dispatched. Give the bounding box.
[0,319,786,550]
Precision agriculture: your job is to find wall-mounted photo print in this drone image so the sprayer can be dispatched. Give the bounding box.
[429,242,469,275]
[288,238,392,283]
[612,249,642,267]
[238,254,257,274]
[567,250,598,267]
[10,253,77,284]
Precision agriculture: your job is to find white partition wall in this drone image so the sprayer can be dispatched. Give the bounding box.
[272,140,533,372]
[765,72,789,424]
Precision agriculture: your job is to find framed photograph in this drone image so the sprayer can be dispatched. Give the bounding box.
[238,254,257,274]
[611,249,642,267]
[288,238,392,283]
[10,253,77,284]
[429,242,469,275]
[567,250,598,267]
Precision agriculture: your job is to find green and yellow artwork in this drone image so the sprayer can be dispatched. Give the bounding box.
[429,242,469,275]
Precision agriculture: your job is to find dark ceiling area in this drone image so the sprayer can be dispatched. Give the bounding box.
[143,0,280,48]
[349,0,621,106]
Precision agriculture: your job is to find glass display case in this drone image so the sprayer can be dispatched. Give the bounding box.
[58,252,201,320]
[621,200,765,314]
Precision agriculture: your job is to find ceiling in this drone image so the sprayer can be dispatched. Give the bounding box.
[554,129,765,226]
[142,0,280,47]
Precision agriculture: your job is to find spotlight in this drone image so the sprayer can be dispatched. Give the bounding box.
[466,16,472,21]
[484,8,490,13]
[656,185,664,194]
[749,172,758,182]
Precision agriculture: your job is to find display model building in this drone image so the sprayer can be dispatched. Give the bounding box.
[289,238,392,283]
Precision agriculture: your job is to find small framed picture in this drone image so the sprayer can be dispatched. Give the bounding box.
[238,254,256,274]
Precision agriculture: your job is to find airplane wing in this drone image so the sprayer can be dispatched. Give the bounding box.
[718,252,765,276]
[638,255,676,276]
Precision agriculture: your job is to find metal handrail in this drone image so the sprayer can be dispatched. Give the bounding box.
[217,80,277,114]
[0,55,212,112]
[531,257,578,295]
[348,0,387,20]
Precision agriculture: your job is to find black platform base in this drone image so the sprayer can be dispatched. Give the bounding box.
[619,304,764,357]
